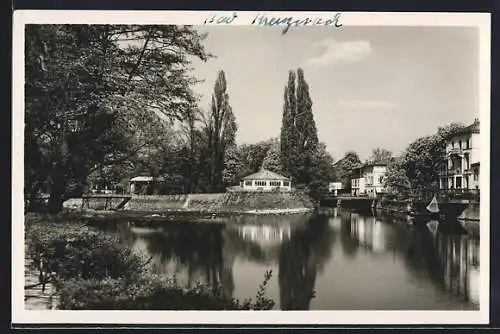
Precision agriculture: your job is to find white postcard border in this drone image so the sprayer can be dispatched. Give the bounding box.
[12,10,491,325]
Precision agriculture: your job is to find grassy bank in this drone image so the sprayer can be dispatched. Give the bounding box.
[64,190,315,214]
[24,214,275,310]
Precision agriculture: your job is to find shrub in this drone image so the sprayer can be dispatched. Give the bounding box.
[25,217,276,310]
[57,270,275,310]
[25,221,147,282]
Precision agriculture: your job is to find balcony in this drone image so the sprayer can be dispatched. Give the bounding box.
[445,167,463,176]
[448,148,464,157]
[438,188,480,202]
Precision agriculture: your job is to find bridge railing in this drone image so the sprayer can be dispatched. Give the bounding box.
[323,188,480,203]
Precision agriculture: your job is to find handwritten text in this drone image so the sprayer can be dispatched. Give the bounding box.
[203,12,238,25]
[251,13,343,34]
[202,12,343,35]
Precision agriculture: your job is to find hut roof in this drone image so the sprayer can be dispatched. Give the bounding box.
[130,176,165,182]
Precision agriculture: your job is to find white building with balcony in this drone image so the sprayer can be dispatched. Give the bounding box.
[439,119,480,191]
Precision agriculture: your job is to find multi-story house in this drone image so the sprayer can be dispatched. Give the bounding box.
[351,162,388,197]
[439,119,480,192]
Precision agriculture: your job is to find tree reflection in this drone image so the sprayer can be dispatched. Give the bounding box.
[278,214,335,310]
[125,221,235,299]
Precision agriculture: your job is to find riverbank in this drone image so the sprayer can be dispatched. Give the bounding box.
[64,191,315,216]
[320,196,480,222]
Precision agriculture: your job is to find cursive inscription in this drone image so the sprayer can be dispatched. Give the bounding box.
[203,12,239,25]
[251,13,343,34]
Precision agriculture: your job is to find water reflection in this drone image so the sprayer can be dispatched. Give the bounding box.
[340,209,480,308]
[95,207,480,310]
[279,215,335,310]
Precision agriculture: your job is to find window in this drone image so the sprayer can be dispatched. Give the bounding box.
[244,180,253,186]
[459,140,462,149]
[255,181,267,186]
[269,181,281,187]
[283,181,290,187]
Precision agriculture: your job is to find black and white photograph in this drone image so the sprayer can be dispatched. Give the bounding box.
[13,11,490,325]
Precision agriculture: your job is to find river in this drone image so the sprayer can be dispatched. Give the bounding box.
[93,208,480,310]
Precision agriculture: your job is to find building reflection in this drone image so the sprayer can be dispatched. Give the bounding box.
[433,231,480,305]
[113,213,336,310]
[348,212,388,254]
[237,223,292,247]
[338,209,480,306]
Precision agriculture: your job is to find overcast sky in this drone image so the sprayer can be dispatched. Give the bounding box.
[190,25,479,161]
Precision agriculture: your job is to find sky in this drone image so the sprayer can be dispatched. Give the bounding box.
[189,25,479,161]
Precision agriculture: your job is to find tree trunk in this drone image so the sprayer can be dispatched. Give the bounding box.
[47,164,67,214]
[48,191,65,214]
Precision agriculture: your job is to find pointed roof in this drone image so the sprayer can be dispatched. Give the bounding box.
[242,168,290,181]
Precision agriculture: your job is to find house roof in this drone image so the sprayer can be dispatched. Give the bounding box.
[353,161,389,171]
[130,176,165,182]
[452,119,480,137]
[242,169,290,181]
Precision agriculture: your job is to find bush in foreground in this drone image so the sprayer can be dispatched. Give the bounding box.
[57,270,274,310]
[25,222,146,282]
[25,218,275,310]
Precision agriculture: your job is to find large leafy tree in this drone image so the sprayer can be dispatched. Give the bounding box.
[335,151,362,191]
[382,158,411,197]
[307,143,336,197]
[261,138,283,174]
[25,24,211,212]
[384,122,466,197]
[369,148,393,164]
[237,140,274,177]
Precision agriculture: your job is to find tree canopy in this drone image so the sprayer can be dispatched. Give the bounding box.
[25,24,211,212]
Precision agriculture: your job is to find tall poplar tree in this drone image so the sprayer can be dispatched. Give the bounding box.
[280,71,296,178]
[204,70,237,192]
[279,68,318,185]
[295,68,318,184]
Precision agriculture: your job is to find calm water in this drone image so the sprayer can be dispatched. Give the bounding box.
[95,208,480,310]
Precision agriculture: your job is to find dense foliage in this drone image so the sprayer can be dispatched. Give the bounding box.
[334,151,362,191]
[383,123,466,197]
[25,25,212,212]
[25,218,275,310]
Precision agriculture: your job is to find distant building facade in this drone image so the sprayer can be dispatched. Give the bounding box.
[351,163,388,197]
[439,119,480,191]
[239,169,292,192]
[328,182,343,196]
